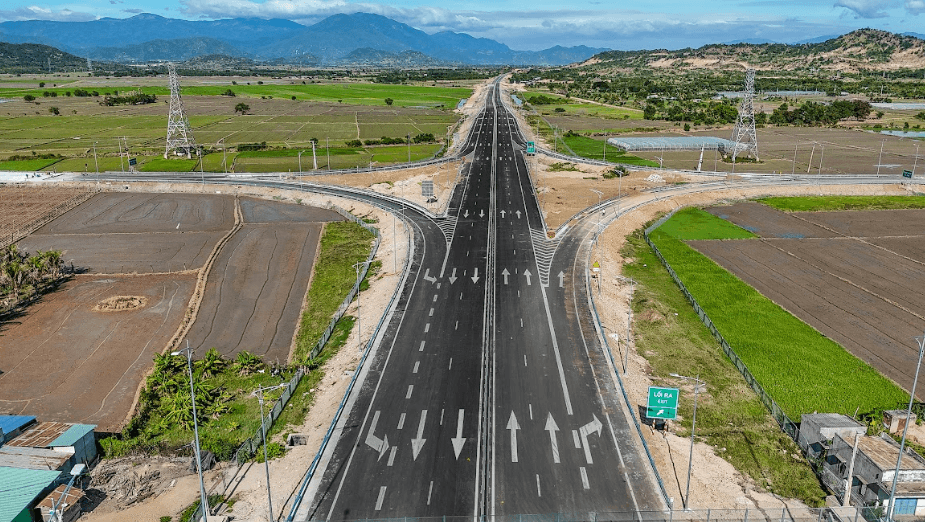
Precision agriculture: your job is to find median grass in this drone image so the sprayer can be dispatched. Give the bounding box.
[758,195,925,212]
[647,208,907,418]
[623,216,826,505]
[294,221,377,363]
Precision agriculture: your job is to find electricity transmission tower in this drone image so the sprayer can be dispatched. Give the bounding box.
[730,68,759,162]
[164,63,196,159]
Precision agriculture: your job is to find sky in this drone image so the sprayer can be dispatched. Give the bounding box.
[0,0,924,51]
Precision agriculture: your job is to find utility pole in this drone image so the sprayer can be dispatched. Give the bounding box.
[407,134,411,163]
[118,138,125,173]
[792,143,798,176]
[912,143,919,177]
[887,333,925,522]
[353,260,371,352]
[670,373,706,510]
[171,342,209,522]
[878,140,885,176]
[844,432,860,507]
[818,145,825,175]
[93,142,99,173]
[312,140,317,170]
[253,383,287,522]
[807,144,816,174]
[326,137,330,170]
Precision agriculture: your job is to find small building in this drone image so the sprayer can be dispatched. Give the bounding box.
[37,485,84,522]
[4,422,97,470]
[798,413,866,459]
[0,416,37,445]
[0,466,63,522]
[825,433,925,514]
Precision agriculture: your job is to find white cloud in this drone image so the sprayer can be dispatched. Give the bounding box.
[906,0,925,15]
[0,5,96,21]
[833,0,897,18]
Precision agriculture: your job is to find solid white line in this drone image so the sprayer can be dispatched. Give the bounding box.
[540,285,574,415]
[406,385,413,399]
[427,481,434,505]
[580,467,590,490]
[413,361,420,374]
[397,412,406,429]
[536,474,542,497]
[375,486,387,510]
[387,446,397,467]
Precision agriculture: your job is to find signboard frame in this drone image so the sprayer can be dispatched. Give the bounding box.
[646,386,679,420]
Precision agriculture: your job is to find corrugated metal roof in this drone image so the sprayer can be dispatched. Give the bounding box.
[37,484,84,510]
[0,416,36,437]
[0,447,72,471]
[49,425,95,448]
[5,422,71,448]
[0,466,62,522]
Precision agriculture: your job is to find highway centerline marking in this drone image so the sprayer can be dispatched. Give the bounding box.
[375,486,387,510]
[406,385,413,399]
[413,361,419,373]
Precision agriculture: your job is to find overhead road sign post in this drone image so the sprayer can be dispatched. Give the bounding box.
[647,386,678,420]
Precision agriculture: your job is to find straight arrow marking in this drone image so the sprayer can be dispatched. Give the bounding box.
[507,411,521,463]
[451,409,466,459]
[524,269,533,286]
[411,410,427,460]
[545,413,561,464]
[449,267,458,284]
[501,268,510,285]
[558,271,565,288]
[471,267,480,283]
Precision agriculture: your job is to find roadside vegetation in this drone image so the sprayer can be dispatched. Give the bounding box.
[100,220,376,461]
[623,213,826,505]
[524,113,658,167]
[646,208,907,419]
[757,195,925,212]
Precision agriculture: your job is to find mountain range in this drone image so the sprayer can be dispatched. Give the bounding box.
[0,12,605,66]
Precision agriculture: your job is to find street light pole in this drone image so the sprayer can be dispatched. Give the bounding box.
[353,260,371,352]
[298,150,303,174]
[93,142,99,174]
[670,373,706,510]
[253,383,286,522]
[887,333,925,522]
[878,140,885,176]
[171,341,208,522]
[913,143,920,177]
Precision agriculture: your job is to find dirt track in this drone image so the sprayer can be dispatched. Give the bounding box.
[692,203,925,397]
[0,273,196,432]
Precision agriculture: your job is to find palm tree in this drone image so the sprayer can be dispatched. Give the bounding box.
[3,260,24,302]
[43,250,63,280]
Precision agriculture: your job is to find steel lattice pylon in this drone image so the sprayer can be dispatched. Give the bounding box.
[164,63,196,159]
[730,68,759,162]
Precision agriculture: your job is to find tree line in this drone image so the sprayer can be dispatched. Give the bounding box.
[1,244,66,310]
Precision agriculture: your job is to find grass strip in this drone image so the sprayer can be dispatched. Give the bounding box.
[758,195,925,212]
[623,224,827,505]
[648,209,907,419]
[294,221,376,362]
[0,158,60,171]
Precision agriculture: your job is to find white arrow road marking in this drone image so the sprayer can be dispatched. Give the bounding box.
[471,267,480,283]
[516,210,521,219]
[448,268,458,284]
[524,269,533,286]
[558,271,565,288]
[507,411,521,463]
[501,268,510,285]
[479,209,485,218]
[411,410,428,460]
[500,210,506,218]
[451,409,466,459]
[365,411,390,461]
[545,413,561,464]
[423,268,437,283]
[579,415,603,465]
[464,209,469,218]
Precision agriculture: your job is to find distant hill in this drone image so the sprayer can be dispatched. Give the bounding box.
[337,48,456,67]
[0,42,90,73]
[0,12,606,66]
[583,29,925,73]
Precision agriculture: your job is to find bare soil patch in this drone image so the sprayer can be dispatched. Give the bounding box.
[94,295,147,312]
[0,184,94,247]
[0,273,196,432]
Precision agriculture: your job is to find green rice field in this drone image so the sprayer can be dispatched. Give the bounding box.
[648,207,907,418]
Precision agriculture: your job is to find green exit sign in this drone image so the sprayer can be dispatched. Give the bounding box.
[647,386,678,420]
[526,141,535,154]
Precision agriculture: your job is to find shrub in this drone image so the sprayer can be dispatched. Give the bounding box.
[345,139,363,148]
[23,94,35,102]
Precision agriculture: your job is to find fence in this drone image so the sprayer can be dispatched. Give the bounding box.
[292,506,882,522]
[643,213,800,442]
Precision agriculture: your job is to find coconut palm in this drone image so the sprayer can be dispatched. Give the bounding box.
[2,260,24,302]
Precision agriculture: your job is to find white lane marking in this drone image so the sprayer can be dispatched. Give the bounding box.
[460,293,463,300]
[540,286,574,415]
[455,320,459,330]
[536,475,542,497]
[397,412,406,429]
[425,323,430,333]
[440,408,445,425]
[387,446,397,467]
[520,318,523,327]
[580,467,590,490]
[572,430,581,448]
[419,340,426,352]
[433,294,438,302]
[429,308,434,316]
[413,361,420,373]
[528,404,533,420]
[406,385,413,399]
[448,357,453,370]
[524,354,527,367]
[375,486,387,510]
[427,481,434,505]
[437,283,441,289]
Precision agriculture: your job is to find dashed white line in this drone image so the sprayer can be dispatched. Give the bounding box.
[432,294,438,302]
[398,412,406,429]
[520,318,523,327]
[429,308,434,316]
[427,481,434,505]
[448,357,453,370]
[413,361,420,373]
[419,340,426,352]
[572,430,581,448]
[425,323,430,333]
[440,408,445,425]
[375,486,387,510]
[387,446,397,467]
[455,320,459,330]
[580,467,590,489]
[406,385,414,399]
[529,404,533,420]
[523,354,527,367]
[536,475,541,497]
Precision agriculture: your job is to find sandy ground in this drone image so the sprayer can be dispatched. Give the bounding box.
[585,175,914,512]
